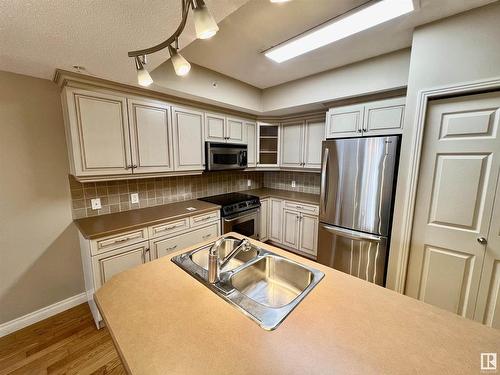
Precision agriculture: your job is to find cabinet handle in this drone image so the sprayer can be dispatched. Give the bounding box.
[115,237,130,243]
[166,245,178,251]
[363,128,367,132]
[132,164,138,169]
[357,129,362,133]
[295,205,303,209]
[125,165,132,170]
[202,234,211,239]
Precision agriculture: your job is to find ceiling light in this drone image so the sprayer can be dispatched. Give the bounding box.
[135,56,153,86]
[270,0,292,3]
[193,1,219,39]
[168,46,191,76]
[265,0,414,63]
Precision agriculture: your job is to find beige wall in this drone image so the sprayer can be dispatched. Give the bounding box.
[0,71,84,324]
[387,2,500,290]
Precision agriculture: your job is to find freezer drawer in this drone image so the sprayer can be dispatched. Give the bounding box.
[317,223,388,286]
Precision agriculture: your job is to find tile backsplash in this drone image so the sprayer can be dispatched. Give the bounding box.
[70,170,320,219]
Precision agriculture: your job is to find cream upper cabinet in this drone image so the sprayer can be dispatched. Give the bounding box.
[204,113,246,144]
[259,198,269,241]
[326,97,405,139]
[282,209,300,249]
[63,87,132,176]
[257,123,280,167]
[226,117,245,143]
[299,213,319,256]
[245,121,257,168]
[280,121,304,168]
[325,104,364,139]
[128,98,173,174]
[280,118,324,169]
[172,106,205,171]
[269,198,283,243]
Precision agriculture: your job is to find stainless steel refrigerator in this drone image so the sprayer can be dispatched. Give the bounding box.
[317,136,399,286]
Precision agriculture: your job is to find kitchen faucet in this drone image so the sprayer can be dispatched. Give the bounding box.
[208,237,252,284]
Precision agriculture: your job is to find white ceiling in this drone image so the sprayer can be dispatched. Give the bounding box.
[181,0,497,88]
[0,0,249,84]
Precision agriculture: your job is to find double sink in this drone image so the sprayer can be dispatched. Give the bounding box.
[172,236,324,330]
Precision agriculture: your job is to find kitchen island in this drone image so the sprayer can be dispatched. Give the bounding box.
[95,234,500,374]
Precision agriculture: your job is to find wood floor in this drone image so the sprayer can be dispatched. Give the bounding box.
[0,304,126,375]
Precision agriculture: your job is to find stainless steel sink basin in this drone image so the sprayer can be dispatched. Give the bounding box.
[190,238,260,271]
[231,255,313,308]
[172,236,324,330]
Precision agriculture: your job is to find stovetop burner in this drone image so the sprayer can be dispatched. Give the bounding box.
[199,192,260,217]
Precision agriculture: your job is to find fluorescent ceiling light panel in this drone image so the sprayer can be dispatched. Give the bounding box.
[265,0,414,63]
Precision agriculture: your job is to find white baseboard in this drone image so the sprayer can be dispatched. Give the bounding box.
[0,292,87,338]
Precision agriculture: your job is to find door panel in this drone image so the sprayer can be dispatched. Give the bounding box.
[281,121,303,168]
[325,104,364,139]
[363,97,405,136]
[405,92,500,320]
[128,99,173,173]
[172,107,204,171]
[226,118,244,143]
[304,119,325,169]
[260,198,269,241]
[299,213,318,256]
[282,210,300,249]
[205,113,225,142]
[246,121,257,167]
[269,198,283,243]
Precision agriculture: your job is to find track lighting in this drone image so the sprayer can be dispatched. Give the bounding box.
[168,45,191,76]
[135,56,153,87]
[128,0,220,80]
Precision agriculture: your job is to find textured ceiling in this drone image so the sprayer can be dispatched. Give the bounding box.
[0,0,249,85]
[181,0,497,88]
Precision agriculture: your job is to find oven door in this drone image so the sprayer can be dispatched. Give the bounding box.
[222,208,260,239]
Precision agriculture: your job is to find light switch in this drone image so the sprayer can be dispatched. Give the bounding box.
[130,193,139,204]
[291,180,296,188]
[91,198,101,210]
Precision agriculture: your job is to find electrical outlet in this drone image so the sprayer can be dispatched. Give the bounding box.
[291,180,296,188]
[247,179,251,187]
[91,198,101,210]
[130,193,139,204]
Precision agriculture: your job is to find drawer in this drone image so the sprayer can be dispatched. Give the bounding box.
[190,210,220,228]
[150,222,220,259]
[91,228,148,255]
[284,200,319,215]
[148,218,190,239]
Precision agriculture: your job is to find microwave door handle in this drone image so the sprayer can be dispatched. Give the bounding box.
[320,147,329,212]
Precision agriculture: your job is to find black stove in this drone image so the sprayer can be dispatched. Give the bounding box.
[199,192,260,217]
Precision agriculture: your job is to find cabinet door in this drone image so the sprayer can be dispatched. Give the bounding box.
[282,209,300,249]
[246,121,257,167]
[64,88,132,176]
[299,213,318,256]
[172,107,205,171]
[363,97,405,136]
[128,98,173,173]
[325,104,364,139]
[226,117,245,143]
[259,198,269,241]
[304,119,325,169]
[93,241,149,289]
[205,113,226,142]
[269,198,283,243]
[280,121,304,168]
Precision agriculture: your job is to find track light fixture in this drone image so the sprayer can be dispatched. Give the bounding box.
[128,0,218,81]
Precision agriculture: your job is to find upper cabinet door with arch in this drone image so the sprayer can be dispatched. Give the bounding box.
[128,98,173,174]
[171,106,205,171]
[63,87,132,176]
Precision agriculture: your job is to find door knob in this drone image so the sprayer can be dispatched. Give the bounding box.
[477,237,488,245]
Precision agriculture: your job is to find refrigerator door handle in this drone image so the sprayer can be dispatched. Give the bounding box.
[320,147,329,211]
[321,224,382,243]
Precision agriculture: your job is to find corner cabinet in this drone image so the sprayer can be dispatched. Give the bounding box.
[257,122,280,167]
[326,97,405,139]
[280,118,325,169]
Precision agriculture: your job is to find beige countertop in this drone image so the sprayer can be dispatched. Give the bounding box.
[74,199,220,239]
[95,234,500,375]
[241,188,320,205]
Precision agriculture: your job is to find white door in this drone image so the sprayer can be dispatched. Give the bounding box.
[128,98,173,174]
[405,92,500,319]
[205,113,226,142]
[259,198,269,241]
[282,209,300,249]
[325,104,364,139]
[269,198,283,243]
[246,121,257,167]
[474,174,500,328]
[280,121,304,168]
[363,97,405,136]
[64,88,132,176]
[226,117,245,143]
[304,119,325,169]
[299,213,318,256]
[172,107,205,171]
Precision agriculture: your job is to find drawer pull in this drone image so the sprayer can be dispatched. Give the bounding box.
[295,205,303,209]
[197,216,212,222]
[115,237,130,243]
[202,234,212,239]
[166,245,178,251]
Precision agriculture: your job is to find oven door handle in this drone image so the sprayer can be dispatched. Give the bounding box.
[223,209,259,222]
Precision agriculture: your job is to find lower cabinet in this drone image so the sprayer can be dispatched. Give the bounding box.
[282,209,300,249]
[259,198,269,241]
[298,213,319,256]
[269,198,283,243]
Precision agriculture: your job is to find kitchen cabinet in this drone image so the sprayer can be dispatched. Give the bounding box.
[172,106,205,171]
[282,209,300,249]
[298,213,319,256]
[326,97,405,139]
[128,98,173,173]
[280,118,325,169]
[245,121,257,168]
[269,198,283,242]
[259,198,269,241]
[257,122,280,167]
[205,112,245,144]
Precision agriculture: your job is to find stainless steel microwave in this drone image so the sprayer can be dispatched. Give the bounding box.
[205,142,247,171]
